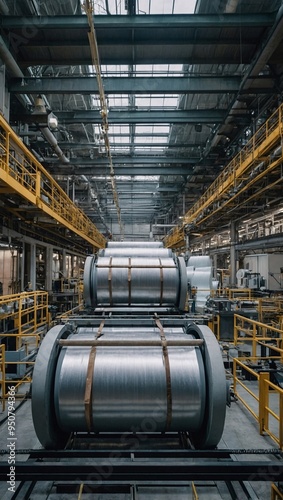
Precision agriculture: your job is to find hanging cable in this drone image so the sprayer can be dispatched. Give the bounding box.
[83,0,124,238]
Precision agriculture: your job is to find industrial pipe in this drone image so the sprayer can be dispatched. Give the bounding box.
[39,126,70,164]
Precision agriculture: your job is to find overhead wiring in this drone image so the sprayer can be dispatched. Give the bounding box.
[83,0,124,238]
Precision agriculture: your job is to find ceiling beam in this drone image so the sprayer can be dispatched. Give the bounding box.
[14,109,239,125]
[22,40,257,48]
[33,141,204,149]
[46,156,203,165]
[9,76,273,95]
[16,48,258,67]
[1,14,275,30]
[2,13,275,66]
[47,166,199,175]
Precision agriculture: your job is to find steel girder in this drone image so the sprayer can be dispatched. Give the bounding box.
[1,14,276,66]
[15,109,232,124]
[46,156,201,165]
[0,13,275,29]
[9,76,273,94]
[31,141,205,148]
[47,166,197,176]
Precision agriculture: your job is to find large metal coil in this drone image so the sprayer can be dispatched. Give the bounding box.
[100,240,170,257]
[84,254,187,309]
[99,247,173,258]
[107,241,163,248]
[54,329,205,433]
[187,255,213,313]
[31,323,227,449]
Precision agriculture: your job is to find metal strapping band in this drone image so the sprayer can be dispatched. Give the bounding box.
[96,319,105,338]
[108,257,113,306]
[128,257,131,306]
[155,316,172,432]
[96,263,174,269]
[159,258,164,306]
[84,320,105,432]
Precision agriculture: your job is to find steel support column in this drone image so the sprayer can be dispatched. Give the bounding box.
[230,221,237,287]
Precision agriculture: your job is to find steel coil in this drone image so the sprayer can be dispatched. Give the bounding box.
[54,328,205,433]
[99,247,173,258]
[32,323,227,449]
[107,241,163,248]
[84,255,187,309]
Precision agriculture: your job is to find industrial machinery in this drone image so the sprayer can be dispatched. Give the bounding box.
[31,242,227,450]
[236,268,266,290]
[205,296,258,341]
[186,255,219,312]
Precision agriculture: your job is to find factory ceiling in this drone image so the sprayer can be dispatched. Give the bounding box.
[1,0,283,243]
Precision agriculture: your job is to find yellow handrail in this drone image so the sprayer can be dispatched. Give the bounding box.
[0,291,49,350]
[0,344,5,411]
[234,313,283,358]
[165,103,283,248]
[0,113,106,249]
[271,483,283,500]
[233,358,283,449]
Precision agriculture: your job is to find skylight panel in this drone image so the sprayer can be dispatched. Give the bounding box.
[135,95,179,108]
[135,136,167,144]
[107,125,130,148]
[101,65,130,76]
[91,0,128,15]
[107,95,129,108]
[173,0,197,13]
[137,0,197,14]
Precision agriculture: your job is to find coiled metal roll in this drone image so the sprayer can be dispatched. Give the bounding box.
[31,243,227,451]
[32,323,227,449]
[99,247,173,258]
[107,241,163,248]
[84,254,187,309]
[54,328,205,433]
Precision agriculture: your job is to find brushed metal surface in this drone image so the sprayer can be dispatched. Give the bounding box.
[95,256,179,306]
[100,247,173,258]
[187,323,227,448]
[107,241,163,248]
[54,330,206,434]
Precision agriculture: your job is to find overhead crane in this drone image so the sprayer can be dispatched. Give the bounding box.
[164,103,283,249]
[0,113,106,250]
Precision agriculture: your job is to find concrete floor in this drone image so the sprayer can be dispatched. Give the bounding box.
[0,382,281,500]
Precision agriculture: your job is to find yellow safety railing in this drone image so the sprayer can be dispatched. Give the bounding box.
[259,374,283,450]
[225,288,252,300]
[209,288,251,299]
[191,481,199,499]
[271,483,283,499]
[0,344,5,411]
[234,314,283,358]
[0,291,49,350]
[163,225,184,249]
[257,297,283,325]
[0,343,35,406]
[0,114,106,250]
[55,304,84,323]
[3,363,35,396]
[165,102,283,248]
[233,358,283,449]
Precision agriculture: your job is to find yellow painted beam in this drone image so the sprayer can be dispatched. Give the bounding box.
[0,186,15,193]
[0,114,106,249]
[164,103,283,249]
